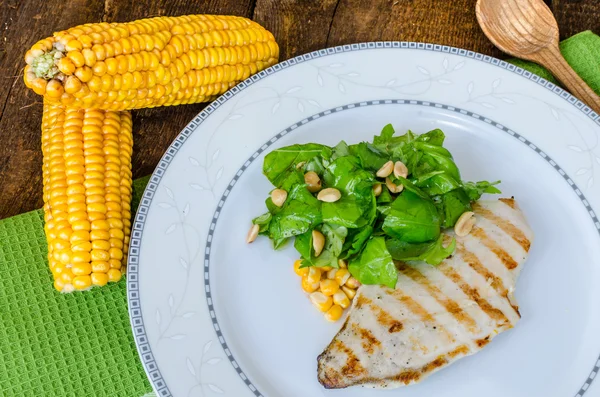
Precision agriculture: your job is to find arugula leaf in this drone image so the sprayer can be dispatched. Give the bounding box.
[263,143,330,187]
[376,184,393,204]
[382,190,441,243]
[349,237,398,288]
[463,180,502,201]
[268,185,322,240]
[387,235,456,265]
[373,123,396,144]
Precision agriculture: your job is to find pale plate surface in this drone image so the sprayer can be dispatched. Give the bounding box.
[128,43,600,397]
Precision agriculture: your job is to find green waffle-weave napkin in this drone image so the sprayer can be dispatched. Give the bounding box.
[508,30,600,95]
[0,177,153,397]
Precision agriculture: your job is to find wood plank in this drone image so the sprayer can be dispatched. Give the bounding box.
[325,0,501,57]
[254,0,341,60]
[0,0,254,219]
[552,0,600,40]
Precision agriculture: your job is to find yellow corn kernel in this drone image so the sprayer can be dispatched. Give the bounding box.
[345,276,361,289]
[326,268,337,280]
[333,290,351,309]
[24,15,279,110]
[307,267,321,285]
[324,304,344,322]
[107,268,122,282]
[341,285,357,300]
[321,266,333,272]
[334,269,351,286]
[301,276,319,293]
[338,259,347,269]
[293,259,308,277]
[91,272,108,287]
[320,279,340,297]
[309,292,333,313]
[73,275,92,290]
[41,102,132,293]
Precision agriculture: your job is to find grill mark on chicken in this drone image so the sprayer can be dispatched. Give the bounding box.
[471,226,519,270]
[398,263,479,333]
[351,323,381,354]
[385,289,455,342]
[342,344,471,388]
[368,302,404,333]
[455,243,508,296]
[438,263,511,325]
[499,197,516,209]
[473,202,531,251]
[475,336,491,348]
[334,340,368,378]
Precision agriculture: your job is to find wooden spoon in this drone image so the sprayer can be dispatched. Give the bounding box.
[476,0,600,114]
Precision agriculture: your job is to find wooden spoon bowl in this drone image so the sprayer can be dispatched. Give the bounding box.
[476,0,600,114]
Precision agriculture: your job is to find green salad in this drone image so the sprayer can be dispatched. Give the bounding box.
[249,125,500,288]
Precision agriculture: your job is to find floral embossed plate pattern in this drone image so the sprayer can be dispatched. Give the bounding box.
[128,43,600,397]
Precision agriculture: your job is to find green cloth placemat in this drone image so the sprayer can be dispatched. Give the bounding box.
[508,30,600,95]
[0,176,153,397]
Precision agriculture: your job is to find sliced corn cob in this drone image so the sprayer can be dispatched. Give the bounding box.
[24,15,279,110]
[42,101,132,292]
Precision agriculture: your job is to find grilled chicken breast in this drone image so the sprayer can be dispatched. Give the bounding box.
[317,198,533,389]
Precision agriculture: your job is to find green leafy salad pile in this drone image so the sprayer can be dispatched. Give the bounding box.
[250,125,500,288]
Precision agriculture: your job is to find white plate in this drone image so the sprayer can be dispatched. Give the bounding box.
[128,43,600,397]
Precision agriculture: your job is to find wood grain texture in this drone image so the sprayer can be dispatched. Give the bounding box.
[0,0,598,219]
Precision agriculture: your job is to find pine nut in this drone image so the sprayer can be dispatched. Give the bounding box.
[385,177,404,194]
[312,230,325,257]
[317,188,341,202]
[393,161,409,179]
[454,211,476,237]
[373,183,382,196]
[296,161,306,169]
[304,171,322,193]
[376,161,394,178]
[246,224,259,243]
[270,188,287,207]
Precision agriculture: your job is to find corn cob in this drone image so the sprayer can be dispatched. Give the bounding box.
[24,15,279,110]
[42,101,132,292]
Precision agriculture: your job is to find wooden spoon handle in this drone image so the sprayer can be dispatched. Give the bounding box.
[536,47,600,114]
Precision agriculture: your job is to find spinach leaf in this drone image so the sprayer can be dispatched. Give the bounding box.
[386,234,456,265]
[322,156,377,227]
[436,188,472,228]
[382,190,441,243]
[373,123,396,144]
[348,142,389,171]
[376,184,393,204]
[294,231,313,267]
[416,128,445,146]
[332,141,350,160]
[263,143,330,187]
[349,237,398,288]
[269,185,322,240]
[312,224,348,268]
[463,180,502,201]
[322,197,367,228]
[252,212,272,233]
[341,226,373,259]
[273,238,289,250]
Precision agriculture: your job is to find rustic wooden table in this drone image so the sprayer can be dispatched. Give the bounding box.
[0,0,598,219]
